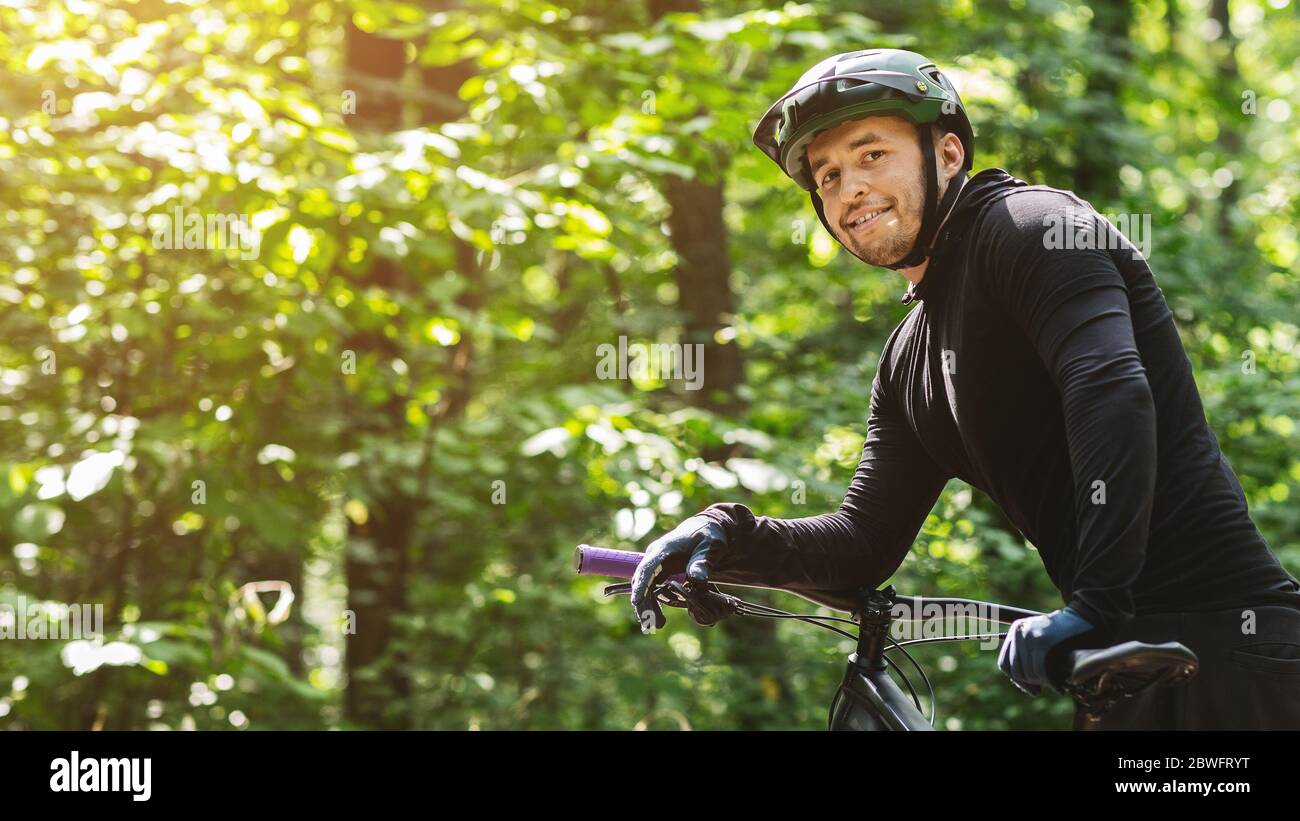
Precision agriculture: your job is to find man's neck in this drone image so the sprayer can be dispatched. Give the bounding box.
[900,171,967,287]
[901,258,930,286]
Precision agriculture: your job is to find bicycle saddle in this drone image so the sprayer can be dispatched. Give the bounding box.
[1067,640,1198,689]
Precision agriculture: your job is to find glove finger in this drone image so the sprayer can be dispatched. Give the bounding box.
[1009,644,1029,683]
[1025,644,1047,685]
[686,598,719,628]
[1009,622,1035,684]
[685,525,725,582]
[629,548,665,610]
[999,620,1047,696]
[629,551,667,630]
[997,621,1021,676]
[636,597,666,634]
[685,546,712,582]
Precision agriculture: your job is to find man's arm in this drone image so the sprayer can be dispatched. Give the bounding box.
[976,190,1158,639]
[693,368,949,612]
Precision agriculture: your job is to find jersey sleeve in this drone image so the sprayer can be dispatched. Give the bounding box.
[696,366,949,612]
[975,190,1158,637]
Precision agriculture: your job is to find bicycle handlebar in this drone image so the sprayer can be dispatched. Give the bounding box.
[576,543,1200,723]
[574,545,1043,621]
[574,545,642,578]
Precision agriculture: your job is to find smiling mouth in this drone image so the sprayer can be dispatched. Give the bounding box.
[845,206,892,234]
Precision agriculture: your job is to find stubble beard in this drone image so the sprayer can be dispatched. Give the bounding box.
[837,173,925,268]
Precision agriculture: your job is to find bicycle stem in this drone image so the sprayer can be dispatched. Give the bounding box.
[851,587,898,672]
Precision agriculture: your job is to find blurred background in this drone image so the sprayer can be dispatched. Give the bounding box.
[0,0,1297,730]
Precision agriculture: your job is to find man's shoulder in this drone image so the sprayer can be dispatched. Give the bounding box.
[965,182,1122,301]
[970,184,1095,245]
[951,168,1094,241]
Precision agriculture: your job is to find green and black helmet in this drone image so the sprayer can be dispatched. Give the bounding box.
[752,48,975,270]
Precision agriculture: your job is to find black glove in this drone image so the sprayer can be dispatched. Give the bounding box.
[629,515,728,634]
[997,606,1099,695]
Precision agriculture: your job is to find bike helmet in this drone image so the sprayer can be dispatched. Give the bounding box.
[752,48,974,270]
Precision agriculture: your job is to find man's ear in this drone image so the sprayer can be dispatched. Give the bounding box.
[933,127,965,182]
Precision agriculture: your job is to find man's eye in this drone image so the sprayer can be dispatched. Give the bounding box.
[819,152,883,188]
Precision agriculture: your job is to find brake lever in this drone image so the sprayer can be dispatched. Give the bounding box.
[656,579,695,609]
[599,580,690,602]
[600,579,740,626]
[663,579,742,626]
[601,573,690,600]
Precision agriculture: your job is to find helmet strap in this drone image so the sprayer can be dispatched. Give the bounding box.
[884,126,941,271]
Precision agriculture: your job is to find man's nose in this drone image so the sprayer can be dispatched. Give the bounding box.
[837,165,871,206]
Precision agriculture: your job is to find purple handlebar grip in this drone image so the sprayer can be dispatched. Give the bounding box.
[574,545,643,579]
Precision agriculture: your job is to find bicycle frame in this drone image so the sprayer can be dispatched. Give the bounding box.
[830,656,933,730]
[829,588,934,730]
[828,587,1044,730]
[574,545,1197,730]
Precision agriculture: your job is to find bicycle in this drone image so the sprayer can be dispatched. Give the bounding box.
[575,544,1199,730]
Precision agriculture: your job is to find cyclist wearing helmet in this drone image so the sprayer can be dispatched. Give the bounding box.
[631,49,1300,730]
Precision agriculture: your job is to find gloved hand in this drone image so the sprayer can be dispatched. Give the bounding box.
[629,515,728,634]
[997,606,1097,696]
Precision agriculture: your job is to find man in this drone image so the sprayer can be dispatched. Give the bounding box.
[629,49,1300,730]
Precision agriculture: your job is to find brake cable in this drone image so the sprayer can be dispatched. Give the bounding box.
[886,634,935,725]
[888,631,1009,649]
[634,580,1181,726]
[719,601,936,716]
[724,600,1019,725]
[729,603,858,641]
[712,592,933,721]
[641,581,1031,725]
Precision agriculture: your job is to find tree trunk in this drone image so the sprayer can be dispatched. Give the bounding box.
[341,6,480,728]
[341,20,413,729]
[1073,0,1133,202]
[663,175,744,414]
[1210,0,1242,240]
[648,0,794,729]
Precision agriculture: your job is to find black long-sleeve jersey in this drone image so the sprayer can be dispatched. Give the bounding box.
[698,168,1300,637]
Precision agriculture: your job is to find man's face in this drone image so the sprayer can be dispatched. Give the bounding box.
[807,115,951,267]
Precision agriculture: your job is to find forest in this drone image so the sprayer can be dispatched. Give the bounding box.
[0,0,1297,730]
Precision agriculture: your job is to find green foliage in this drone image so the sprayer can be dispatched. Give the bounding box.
[0,0,1296,730]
